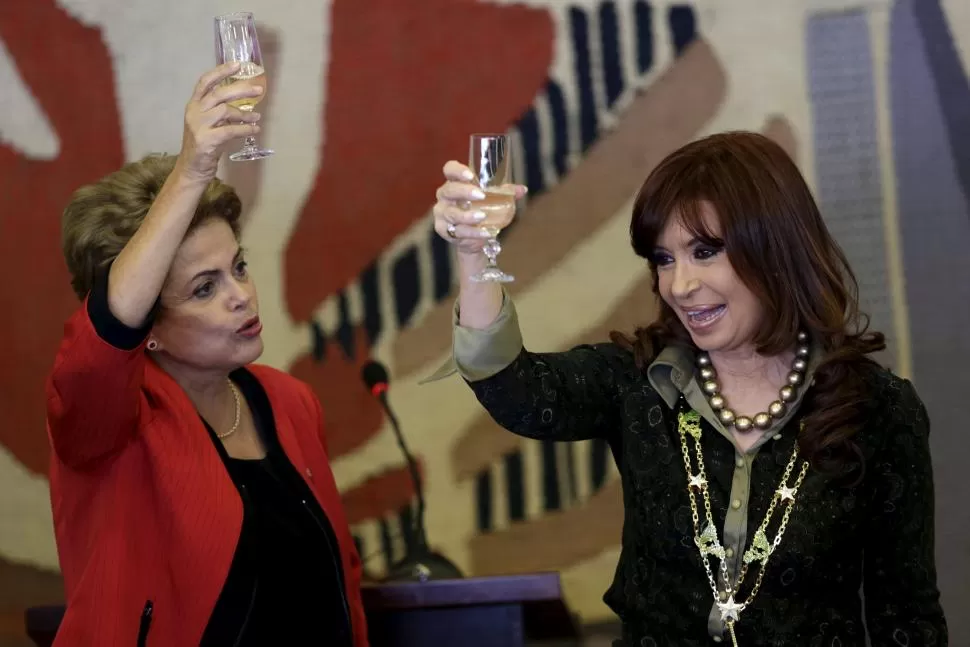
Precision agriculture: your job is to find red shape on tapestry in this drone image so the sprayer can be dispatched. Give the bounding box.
[288,327,385,460]
[340,461,423,526]
[284,0,554,322]
[0,0,125,475]
[283,0,553,468]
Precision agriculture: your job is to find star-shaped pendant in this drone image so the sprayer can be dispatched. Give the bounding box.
[688,474,707,489]
[717,595,743,622]
[776,485,796,501]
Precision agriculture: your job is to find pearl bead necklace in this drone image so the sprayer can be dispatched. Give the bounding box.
[696,331,810,432]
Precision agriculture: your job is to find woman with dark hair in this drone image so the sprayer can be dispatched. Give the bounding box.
[429,132,947,646]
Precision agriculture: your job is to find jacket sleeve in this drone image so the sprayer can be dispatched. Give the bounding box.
[46,265,154,468]
[467,342,639,442]
[423,292,639,442]
[863,377,948,645]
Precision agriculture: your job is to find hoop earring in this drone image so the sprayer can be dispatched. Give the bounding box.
[147,339,159,351]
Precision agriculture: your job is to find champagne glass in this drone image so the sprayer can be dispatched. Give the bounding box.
[468,134,515,283]
[214,12,274,161]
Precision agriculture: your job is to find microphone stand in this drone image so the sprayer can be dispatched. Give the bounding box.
[376,392,463,582]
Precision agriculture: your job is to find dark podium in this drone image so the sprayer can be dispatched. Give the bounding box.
[363,572,578,647]
[25,572,578,647]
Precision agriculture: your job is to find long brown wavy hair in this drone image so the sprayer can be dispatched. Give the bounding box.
[610,131,885,478]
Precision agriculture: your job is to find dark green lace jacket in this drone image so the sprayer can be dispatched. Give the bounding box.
[461,338,947,646]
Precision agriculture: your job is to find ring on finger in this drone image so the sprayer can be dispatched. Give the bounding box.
[446,223,458,238]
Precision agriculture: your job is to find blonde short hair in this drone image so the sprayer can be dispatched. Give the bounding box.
[62,154,242,299]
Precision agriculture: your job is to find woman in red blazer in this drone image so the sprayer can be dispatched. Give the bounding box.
[46,63,368,647]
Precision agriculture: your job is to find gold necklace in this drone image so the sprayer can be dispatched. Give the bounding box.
[678,410,809,646]
[217,379,242,439]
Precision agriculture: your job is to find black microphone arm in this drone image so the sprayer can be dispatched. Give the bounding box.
[361,361,463,582]
[379,393,428,551]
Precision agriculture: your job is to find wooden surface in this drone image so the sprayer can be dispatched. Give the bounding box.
[362,572,562,610]
[366,602,526,647]
[363,573,578,647]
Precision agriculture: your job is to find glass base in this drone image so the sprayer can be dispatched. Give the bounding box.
[470,266,515,283]
[230,146,275,162]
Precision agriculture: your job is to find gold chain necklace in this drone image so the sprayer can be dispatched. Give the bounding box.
[217,379,242,439]
[678,410,809,646]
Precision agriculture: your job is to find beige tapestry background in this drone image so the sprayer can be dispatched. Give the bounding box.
[1,0,968,644]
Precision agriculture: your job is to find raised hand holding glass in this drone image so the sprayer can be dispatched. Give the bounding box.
[214,12,274,161]
[468,134,515,283]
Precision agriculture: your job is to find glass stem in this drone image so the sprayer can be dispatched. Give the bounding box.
[239,106,256,149]
[484,238,498,267]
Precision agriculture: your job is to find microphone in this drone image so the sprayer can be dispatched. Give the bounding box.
[361,360,463,582]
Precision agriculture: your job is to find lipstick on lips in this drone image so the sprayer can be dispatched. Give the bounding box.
[236,315,262,338]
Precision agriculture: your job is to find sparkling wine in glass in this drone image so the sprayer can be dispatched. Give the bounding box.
[469,134,515,283]
[214,12,273,161]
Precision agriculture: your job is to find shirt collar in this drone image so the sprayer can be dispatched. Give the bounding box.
[647,341,824,409]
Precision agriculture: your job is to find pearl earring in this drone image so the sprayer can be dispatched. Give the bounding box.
[147,339,159,351]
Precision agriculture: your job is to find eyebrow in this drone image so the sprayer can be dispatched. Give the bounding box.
[654,235,723,249]
[187,246,244,284]
[653,237,695,252]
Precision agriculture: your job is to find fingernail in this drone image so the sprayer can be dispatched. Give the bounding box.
[479,227,495,237]
[471,211,487,222]
[252,112,262,121]
[461,169,475,181]
[471,188,486,200]
[253,86,264,94]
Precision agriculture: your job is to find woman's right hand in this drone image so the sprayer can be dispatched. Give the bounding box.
[433,161,527,256]
[176,62,264,182]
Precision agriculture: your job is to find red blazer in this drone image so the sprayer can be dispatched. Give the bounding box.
[45,297,369,647]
